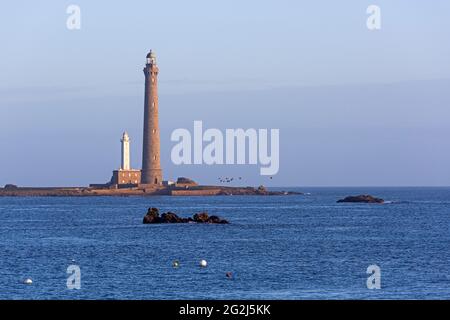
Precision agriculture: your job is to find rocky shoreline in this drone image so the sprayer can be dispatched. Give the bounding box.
[0,185,301,197]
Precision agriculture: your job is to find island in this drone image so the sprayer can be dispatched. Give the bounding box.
[0,183,301,197]
[337,194,385,204]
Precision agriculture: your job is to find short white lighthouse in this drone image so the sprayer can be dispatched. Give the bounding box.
[107,132,141,187]
[121,132,131,170]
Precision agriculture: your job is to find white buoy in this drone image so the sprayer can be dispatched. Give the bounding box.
[23,278,33,285]
[200,259,208,268]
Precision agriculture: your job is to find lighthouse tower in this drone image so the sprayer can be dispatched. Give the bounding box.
[109,132,141,187]
[141,50,163,185]
[121,132,130,170]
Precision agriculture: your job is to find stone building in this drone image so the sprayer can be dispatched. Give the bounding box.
[110,169,141,186]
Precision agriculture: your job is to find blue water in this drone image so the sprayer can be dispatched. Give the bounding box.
[0,187,450,300]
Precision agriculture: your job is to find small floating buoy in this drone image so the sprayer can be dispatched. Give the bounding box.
[172,260,180,268]
[199,259,208,268]
[23,278,33,285]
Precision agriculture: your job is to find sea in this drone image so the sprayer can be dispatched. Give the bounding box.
[0,187,449,300]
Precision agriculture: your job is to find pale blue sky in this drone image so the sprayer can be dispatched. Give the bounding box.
[1,1,450,186]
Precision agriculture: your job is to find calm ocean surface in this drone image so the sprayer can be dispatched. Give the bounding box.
[0,187,449,300]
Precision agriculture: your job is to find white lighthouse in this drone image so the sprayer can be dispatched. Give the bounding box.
[108,132,141,186]
[121,132,131,170]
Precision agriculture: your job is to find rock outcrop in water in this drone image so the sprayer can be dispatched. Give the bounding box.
[337,195,384,204]
[143,207,229,224]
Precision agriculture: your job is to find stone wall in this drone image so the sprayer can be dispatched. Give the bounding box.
[170,189,222,196]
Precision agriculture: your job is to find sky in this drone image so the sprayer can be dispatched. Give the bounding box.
[1,0,450,187]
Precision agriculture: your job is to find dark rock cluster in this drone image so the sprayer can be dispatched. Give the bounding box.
[143,207,229,224]
[337,195,385,204]
[176,177,198,186]
[4,184,18,190]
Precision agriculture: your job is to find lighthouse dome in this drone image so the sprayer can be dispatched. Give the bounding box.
[121,131,130,142]
[146,50,157,65]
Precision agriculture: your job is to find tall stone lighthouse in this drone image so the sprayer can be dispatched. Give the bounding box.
[141,50,163,185]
